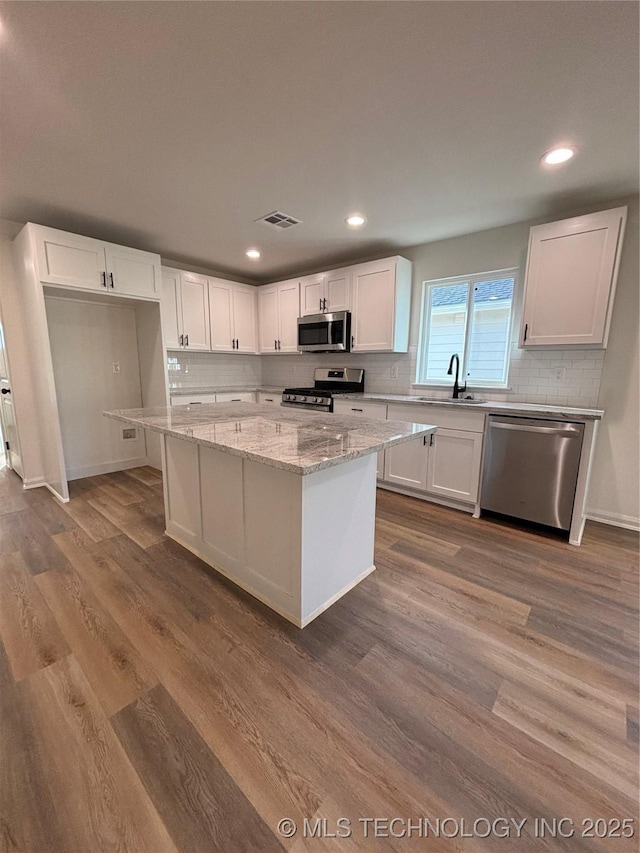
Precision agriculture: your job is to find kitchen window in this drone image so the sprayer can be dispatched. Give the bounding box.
[416,269,517,387]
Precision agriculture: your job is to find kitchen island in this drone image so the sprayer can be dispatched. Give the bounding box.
[105,403,436,626]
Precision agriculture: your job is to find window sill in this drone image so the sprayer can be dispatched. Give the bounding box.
[413,383,512,391]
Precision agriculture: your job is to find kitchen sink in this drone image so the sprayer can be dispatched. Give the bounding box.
[417,397,485,404]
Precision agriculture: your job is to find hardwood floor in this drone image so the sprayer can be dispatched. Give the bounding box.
[0,464,638,852]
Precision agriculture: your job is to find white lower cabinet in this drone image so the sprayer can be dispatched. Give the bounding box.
[332,399,386,479]
[384,403,485,507]
[170,392,254,406]
[383,432,428,490]
[426,427,483,503]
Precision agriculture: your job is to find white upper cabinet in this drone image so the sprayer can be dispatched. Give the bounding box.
[258,280,300,353]
[103,243,161,298]
[31,224,161,299]
[258,286,279,353]
[179,273,210,350]
[161,268,210,351]
[351,256,412,352]
[300,269,351,316]
[519,206,627,348]
[161,268,183,349]
[232,285,258,353]
[300,274,326,316]
[208,279,258,354]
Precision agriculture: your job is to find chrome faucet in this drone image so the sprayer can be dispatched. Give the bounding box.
[447,353,467,399]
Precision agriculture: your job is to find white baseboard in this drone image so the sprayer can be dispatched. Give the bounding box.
[22,476,46,490]
[66,457,149,481]
[585,509,640,532]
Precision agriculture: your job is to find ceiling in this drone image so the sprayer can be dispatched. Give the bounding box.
[1,1,638,283]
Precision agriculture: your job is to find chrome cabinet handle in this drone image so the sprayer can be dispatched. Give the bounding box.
[274,339,277,350]
[109,272,114,288]
[351,335,355,348]
[351,408,363,412]
[319,298,322,310]
[101,271,107,288]
[278,340,281,350]
[185,334,189,346]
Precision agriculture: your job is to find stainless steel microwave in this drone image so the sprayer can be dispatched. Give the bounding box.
[297,311,351,353]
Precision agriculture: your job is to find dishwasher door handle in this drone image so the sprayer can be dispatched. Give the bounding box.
[490,422,582,437]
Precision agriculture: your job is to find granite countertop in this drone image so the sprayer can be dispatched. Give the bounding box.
[105,403,436,475]
[338,393,604,420]
[169,385,283,397]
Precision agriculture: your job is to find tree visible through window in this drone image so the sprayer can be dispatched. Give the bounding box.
[416,270,517,386]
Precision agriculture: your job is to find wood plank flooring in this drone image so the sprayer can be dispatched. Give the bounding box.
[0,464,638,852]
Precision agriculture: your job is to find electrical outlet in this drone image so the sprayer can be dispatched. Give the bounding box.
[122,428,137,440]
[554,367,566,381]
[390,364,399,380]
[112,362,120,374]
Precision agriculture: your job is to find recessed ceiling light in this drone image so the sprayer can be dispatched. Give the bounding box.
[246,248,261,259]
[345,214,366,228]
[542,147,575,165]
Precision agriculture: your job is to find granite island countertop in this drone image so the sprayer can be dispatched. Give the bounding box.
[105,403,435,475]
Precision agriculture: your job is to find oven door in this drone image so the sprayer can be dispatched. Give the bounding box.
[297,312,350,352]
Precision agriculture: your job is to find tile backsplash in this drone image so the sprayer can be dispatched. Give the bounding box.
[168,346,604,408]
[168,351,262,390]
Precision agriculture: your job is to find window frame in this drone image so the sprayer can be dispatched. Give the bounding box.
[415,267,518,389]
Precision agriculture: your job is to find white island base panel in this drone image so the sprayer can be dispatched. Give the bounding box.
[161,434,378,627]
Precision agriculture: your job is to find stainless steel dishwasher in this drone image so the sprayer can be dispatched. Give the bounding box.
[481,415,584,531]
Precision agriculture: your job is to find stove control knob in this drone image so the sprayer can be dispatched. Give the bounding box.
[314,397,322,404]
[300,396,307,402]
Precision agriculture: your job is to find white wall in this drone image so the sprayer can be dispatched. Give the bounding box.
[45,296,148,479]
[588,197,639,528]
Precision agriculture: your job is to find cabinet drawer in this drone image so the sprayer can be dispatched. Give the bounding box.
[257,392,280,405]
[333,400,387,419]
[215,392,255,403]
[387,403,484,433]
[170,394,217,406]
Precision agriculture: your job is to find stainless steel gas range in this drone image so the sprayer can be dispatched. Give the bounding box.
[281,368,365,412]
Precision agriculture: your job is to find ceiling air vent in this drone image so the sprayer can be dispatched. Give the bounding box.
[255,210,302,230]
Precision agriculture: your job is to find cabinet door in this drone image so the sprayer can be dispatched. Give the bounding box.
[208,279,235,352]
[300,275,326,316]
[180,273,210,350]
[384,435,428,490]
[232,285,258,353]
[426,428,483,503]
[520,207,626,347]
[33,226,106,290]
[161,268,183,349]
[351,259,397,352]
[277,281,301,353]
[325,268,351,312]
[105,244,161,299]
[333,399,386,479]
[258,286,280,353]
